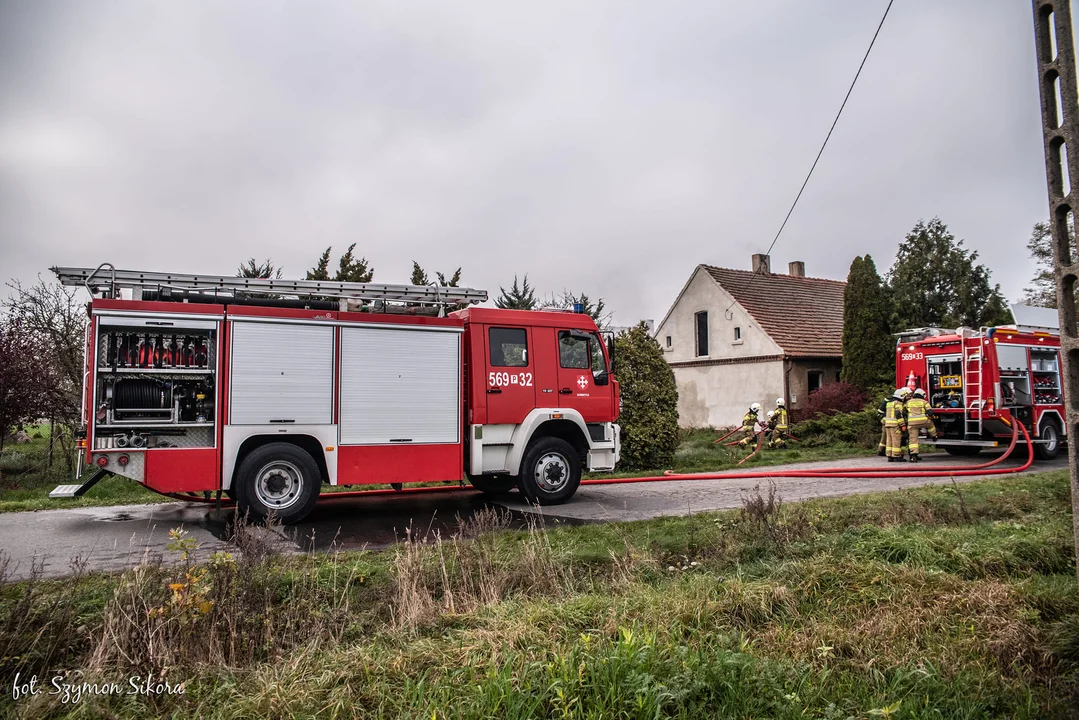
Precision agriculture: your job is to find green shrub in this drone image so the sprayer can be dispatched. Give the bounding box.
[614,322,679,470]
[792,409,879,448]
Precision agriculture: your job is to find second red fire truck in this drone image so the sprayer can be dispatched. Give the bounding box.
[894,304,1065,460]
[52,265,621,524]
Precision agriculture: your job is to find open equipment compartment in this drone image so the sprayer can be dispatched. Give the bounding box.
[92,315,219,451]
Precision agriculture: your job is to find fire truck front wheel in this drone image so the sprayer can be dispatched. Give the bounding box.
[235,443,321,524]
[517,437,581,505]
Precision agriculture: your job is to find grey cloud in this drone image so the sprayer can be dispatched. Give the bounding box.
[0,0,1063,325]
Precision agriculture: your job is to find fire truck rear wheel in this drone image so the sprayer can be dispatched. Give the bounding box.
[517,437,581,505]
[466,473,518,495]
[944,446,982,457]
[235,443,320,524]
[1035,419,1062,460]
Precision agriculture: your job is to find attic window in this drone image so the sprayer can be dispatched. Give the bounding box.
[733,327,741,341]
[695,312,708,357]
[665,336,672,348]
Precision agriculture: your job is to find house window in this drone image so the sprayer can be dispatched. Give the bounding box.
[808,371,823,394]
[733,327,741,341]
[665,336,672,348]
[695,312,708,357]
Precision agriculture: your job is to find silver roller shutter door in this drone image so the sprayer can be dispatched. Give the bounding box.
[230,322,334,425]
[340,326,460,445]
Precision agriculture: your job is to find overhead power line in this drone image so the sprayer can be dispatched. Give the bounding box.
[728,0,896,312]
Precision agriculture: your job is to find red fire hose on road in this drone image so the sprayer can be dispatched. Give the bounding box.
[169,424,1033,506]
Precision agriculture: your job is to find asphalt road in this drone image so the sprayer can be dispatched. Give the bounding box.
[0,451,1065,581]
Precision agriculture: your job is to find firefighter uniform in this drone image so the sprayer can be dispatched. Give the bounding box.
[738,404,762,448]
[898,387,912,458]
[772,398,789,448]
[904,389,936,461]
[764,411,779,448]
[884,391,908,461]
[877,398,889,456]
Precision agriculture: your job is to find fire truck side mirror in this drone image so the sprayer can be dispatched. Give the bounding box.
[605,332,615,374]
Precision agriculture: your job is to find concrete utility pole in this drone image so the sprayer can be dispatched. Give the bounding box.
[1032,0,1079,586]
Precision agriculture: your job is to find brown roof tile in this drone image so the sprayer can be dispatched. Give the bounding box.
[704,265,846,357]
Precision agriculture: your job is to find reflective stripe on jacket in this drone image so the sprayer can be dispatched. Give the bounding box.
[742,412,758,432]
[775,408,789,431]
[884,400,906,428]
[906,397,931,422]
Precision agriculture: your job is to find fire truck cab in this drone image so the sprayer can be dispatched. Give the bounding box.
[52,265,621,524]
[894,304,1065,460]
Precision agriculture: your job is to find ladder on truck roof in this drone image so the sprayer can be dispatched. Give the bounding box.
[961,328,983,438]
[52,264,488,308]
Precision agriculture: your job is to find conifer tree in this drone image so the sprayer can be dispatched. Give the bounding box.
[306,249,332,281]
[614,322,679,469]
[887,218,1010,329]
[495,275,538,310]
[841,255,893,390]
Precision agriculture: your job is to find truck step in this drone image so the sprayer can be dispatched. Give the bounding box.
[49,469,109,498]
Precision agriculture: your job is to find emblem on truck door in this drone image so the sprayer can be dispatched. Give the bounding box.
[577,375,589,389]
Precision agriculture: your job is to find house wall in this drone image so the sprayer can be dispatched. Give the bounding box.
[656,266,787,428]
[673,360,786,428]
[655,266,782,363]
[787,358,844,413]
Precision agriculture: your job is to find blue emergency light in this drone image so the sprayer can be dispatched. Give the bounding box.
[573,303,584,313]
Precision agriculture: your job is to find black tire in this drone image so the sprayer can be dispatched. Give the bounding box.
[235,443,321,524]
[223,487,238,503]
[944,445,983,457]
[1035,419,1062,461]
[517,437,581,505]
[466,473,518,495]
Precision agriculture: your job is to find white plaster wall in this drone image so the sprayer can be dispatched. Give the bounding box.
[673,360,786,428]
[655,266,782,363]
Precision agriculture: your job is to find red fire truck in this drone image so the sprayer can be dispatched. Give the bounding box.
[51,265,621,523]
[894,304,1065,460]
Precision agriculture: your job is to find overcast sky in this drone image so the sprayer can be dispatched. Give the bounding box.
[0,1,1068,324]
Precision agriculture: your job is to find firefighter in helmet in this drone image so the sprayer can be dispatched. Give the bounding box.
[763,414,781,446]
[884,388,908,462]
[738,403,762,447]
[898,387,913,458]
[904,388,936,461]
[773,397,789,448]
[877,393,890,456]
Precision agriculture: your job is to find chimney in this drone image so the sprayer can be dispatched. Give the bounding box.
[788,261,805,277]
[751,253,770,275]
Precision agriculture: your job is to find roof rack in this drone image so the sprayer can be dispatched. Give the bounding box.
[52,264,488,307]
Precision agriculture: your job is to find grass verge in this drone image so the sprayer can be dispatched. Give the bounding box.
[0,470,1076,718]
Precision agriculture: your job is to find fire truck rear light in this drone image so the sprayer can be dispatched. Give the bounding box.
[117,454,130,466]
[77,439,87,449]
[96,455,109,467]
[325,446,334,452]
[551,413,563,419]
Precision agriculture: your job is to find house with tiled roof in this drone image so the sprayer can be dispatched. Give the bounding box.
[654,254,847,428]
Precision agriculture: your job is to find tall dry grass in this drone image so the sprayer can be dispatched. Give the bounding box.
[390,506,570,629]
[89,513,365,672]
